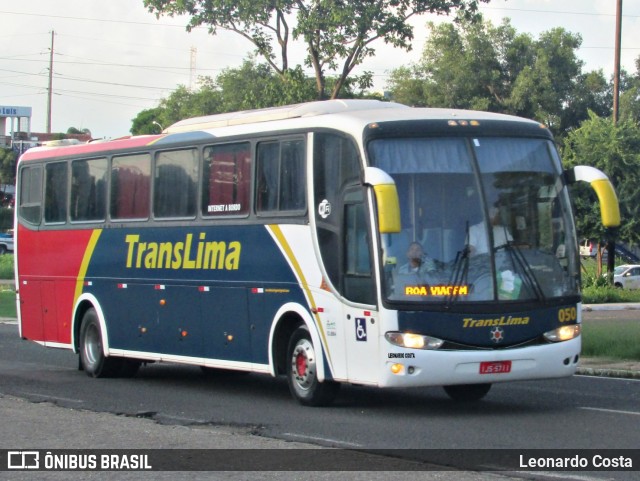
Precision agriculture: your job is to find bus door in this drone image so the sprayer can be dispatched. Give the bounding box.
[342,189,379,384]
[312,132,378,383]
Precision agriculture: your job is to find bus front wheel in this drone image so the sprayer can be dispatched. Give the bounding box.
[79,308,123,378]
[286,326,340,406]
[443,383,492,402]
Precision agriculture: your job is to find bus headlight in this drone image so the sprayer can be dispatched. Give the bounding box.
[385,332,444,350]
[543,324,581,342]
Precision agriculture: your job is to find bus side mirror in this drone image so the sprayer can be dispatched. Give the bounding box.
[364,167,401,234]
[566,166,621,228]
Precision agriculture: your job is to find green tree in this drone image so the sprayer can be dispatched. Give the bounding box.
[386,17,611,137]
[563,112,640,247]
[66,127,92,135]
[131,79,225,135]
[619,56,640,124]
[159,83,221,125]
[130,107,165,135]
[131,56,404,134]
[506,27,588,134]
[216,61,316,111]
[131,58,367,133]
[385,65,426,106]
[0,148,17,215]
[387,19,529,109]
[143,0,489,100]
[0,148,17,186]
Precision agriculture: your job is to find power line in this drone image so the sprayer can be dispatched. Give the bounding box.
[53,73,176,91]
[0,67,180,92]
[479,5,640,19]
[0,10,188,28]
[52,87,160,101]
[0,80,159,102]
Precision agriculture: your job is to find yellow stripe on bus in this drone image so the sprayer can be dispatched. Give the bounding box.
[73,229,103,305]
[267,225,333,369]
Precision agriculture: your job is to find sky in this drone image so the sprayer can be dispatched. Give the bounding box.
[1,0,639,139]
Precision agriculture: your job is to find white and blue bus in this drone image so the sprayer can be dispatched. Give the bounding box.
[15,100,619,405]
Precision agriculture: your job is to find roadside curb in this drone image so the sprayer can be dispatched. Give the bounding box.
[582,303,640,311]
[576,366,640,380]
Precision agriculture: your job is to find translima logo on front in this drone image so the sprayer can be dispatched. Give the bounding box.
[125,233,241,270]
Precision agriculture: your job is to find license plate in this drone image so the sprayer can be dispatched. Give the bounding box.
[480,360,512,374]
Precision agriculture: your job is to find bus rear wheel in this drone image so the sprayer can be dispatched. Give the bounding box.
[443,383,492,402]
[287,326,340,406]
[79,308,123,378]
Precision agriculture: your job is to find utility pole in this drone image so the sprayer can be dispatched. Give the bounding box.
[189,46,197,91]
[46,30,55,134]
[607,0,623,280]
[613,0,622,125]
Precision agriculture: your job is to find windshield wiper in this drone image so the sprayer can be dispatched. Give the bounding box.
[447,222,471,306]
[496,239,546,301]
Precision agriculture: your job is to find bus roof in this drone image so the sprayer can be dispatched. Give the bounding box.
[19,100,544,163]
[165,99,540,135]
[164,99,407,133]
[18,135,164,162]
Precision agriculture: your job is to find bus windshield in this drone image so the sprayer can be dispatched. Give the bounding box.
[369,136,579,304]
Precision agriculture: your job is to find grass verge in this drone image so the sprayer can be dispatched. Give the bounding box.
[581,319,640,361]
[0,289,16,318]
[0,254,13,279]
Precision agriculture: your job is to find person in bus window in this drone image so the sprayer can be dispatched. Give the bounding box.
[392,242,439,298]
[469,206,512,256]
[398,242,437,275]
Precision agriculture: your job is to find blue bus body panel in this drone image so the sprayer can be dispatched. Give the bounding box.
[81,225,306,363]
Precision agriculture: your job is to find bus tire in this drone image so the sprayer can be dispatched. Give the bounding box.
[443,383,492,402]
[79,308,122,378]
[286,325,340,406]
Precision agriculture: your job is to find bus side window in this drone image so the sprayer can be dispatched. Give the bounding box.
[280,140,305,211]
[44,162,68,224]
[256,138,305,215]
[344,193,375,305]
[110,154,151,220]
[256,142,279,212]
[202,142,251,217]
[71,158,107,222]
[154,149,198,219]
[19,165,43,225]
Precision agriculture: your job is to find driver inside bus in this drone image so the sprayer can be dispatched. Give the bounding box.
[398,242,436,275]
[392,242,440,297]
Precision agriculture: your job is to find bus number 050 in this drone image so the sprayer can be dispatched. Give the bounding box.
[558,307,577,323]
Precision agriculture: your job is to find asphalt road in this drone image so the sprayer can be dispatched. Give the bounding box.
[0,321,639,480]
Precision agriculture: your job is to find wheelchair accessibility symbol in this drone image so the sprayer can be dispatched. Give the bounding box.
[355,318,367,342]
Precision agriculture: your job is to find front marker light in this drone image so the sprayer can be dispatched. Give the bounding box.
[403,333,426,349]
[385,332,444,350]
[544,324,581,342]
